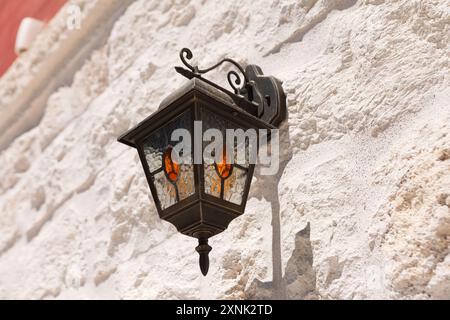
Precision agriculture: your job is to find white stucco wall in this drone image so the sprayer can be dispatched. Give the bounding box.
[0,0,449,299]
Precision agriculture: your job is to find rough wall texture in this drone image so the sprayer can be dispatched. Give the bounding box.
[0,0,449,299]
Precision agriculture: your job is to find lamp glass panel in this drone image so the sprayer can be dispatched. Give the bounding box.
[142,110,194,209]
[202,109,251,205]
[153,170,177,209]
[223,166,247,205]
[204,164,221,198]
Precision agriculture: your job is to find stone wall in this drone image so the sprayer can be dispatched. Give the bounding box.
[0,0,448,299]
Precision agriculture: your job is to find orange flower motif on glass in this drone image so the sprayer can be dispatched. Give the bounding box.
[215,149,233,179]
[163,145,180,183]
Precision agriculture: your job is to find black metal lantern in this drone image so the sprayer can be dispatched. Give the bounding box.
[118,48,286,275]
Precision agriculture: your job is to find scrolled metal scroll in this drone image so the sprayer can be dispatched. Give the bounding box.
[179,48,248,94]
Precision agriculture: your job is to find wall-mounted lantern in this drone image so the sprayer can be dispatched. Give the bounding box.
[118,48,286,275]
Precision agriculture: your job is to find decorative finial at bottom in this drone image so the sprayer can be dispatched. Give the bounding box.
[196,238,212,276]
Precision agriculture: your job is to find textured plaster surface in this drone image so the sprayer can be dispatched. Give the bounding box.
[0,0,449,299]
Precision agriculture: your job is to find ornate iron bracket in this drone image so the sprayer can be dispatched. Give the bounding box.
[178,48,249,95]
[175,48,286,127]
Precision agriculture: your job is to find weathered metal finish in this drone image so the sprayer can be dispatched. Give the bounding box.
[195,237,212,276]
[117,48,287,275]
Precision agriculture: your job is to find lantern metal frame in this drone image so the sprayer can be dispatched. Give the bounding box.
[118,48,286,275]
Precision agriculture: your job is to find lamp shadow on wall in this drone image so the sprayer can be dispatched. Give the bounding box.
[245,122,317,300]
[245,222,317,299]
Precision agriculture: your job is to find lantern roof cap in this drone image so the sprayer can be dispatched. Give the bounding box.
[159,78,237,111]
[118,78,275,149]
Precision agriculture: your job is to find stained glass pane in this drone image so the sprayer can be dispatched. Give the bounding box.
[143,111,192,172]
[202,108,251,205]
[144,148,162,173]
[232,135,251,168]
[178,164,195,200]
[204,164,221,198]
[142,110,194,209]
[153,171,177,209]
[223,167,247,205]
